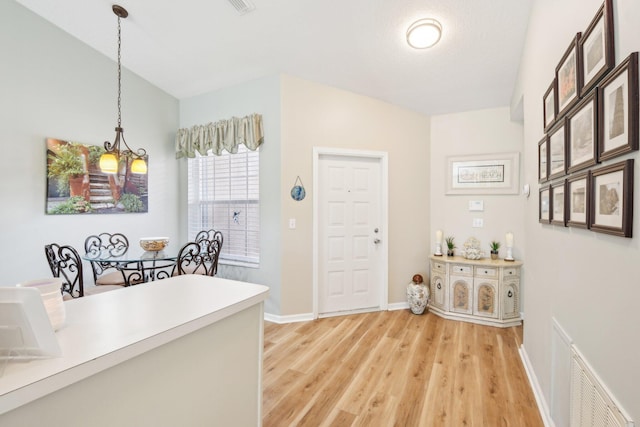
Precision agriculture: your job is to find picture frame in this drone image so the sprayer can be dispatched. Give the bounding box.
[579,0,615,95]
[550,180,567,226]
[445,152,520,195]
[567,90,598,174]
[567,171,591,228]
[590,159,634,237]
[539,185,551,224]
[548,119,567,180]
[538,137,549,183]
[543,79,557,131]
[598,52,639,162]
[46,138,149,215]
[556,33,583,119]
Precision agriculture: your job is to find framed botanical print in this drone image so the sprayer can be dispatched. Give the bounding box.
[550,180,567,226]
[567,90,598,173]
[598,52,639,162]
[538,137,549,183]
[579,0,614,95]
[567,171,591,228]
[543,80,556,131]
[539,185,551,224]
[556,33,582,118]
[590,159,634,237]
[548,119,567,180]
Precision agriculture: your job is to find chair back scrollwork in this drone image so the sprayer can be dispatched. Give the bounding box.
[176,238,222,277]
[44,243,84,298]
[194,229,223,275]
[84,232,129,283]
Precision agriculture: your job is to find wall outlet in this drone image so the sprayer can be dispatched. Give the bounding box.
[289,218,296,229]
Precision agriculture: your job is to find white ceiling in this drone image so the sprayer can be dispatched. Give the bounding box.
[15,0,532,116]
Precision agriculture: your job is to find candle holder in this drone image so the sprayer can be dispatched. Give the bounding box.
[505,246,514,261]
[434,229,443,256]
[505,232,514,261]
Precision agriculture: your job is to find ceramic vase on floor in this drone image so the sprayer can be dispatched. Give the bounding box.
[407,274,430,315]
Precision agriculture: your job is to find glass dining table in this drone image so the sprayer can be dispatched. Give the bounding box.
[82,246,179,286]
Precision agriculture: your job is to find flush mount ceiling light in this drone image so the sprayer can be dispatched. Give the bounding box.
[99,4,147,175]
[406,18,442,49]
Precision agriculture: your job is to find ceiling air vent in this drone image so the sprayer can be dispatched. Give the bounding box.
[227,0,255,15]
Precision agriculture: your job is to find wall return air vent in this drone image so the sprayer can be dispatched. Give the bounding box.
[570,346,634,427]
[228,0,255,15]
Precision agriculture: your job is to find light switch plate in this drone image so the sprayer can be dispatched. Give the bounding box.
[472,218,484,228]
[469,200,484,211]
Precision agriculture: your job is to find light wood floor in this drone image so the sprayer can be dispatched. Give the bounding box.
[263,310,543,427]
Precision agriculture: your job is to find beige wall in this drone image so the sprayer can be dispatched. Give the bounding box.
[280,75,431,315]
[516,0,640,420]
[430,107,525,260]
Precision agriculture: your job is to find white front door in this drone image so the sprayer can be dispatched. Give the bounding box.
[317,154,383,315]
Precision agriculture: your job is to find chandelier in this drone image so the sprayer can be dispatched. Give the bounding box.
[99,4,147,175]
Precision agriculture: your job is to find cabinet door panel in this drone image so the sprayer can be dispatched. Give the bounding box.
[430,273,447,310]
[473,279,499,318]
[449,276,472,314]
[502,280,520,319]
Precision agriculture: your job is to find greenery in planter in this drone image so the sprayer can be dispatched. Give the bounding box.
[445,236,456,250]
[489,241,501,253]
[48,143,85,195]
[88,145,106,167]
[119,193,144,213]
[48,196,93,214]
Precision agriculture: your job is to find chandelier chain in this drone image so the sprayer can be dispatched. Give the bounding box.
[117,14,122,128]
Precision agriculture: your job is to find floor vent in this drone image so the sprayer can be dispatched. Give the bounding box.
[227,0,255,15]
[570,346,634,427]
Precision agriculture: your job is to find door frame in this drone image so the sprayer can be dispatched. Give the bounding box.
[312,147,389,319]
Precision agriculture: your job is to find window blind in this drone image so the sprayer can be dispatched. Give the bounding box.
[187,144,259,265]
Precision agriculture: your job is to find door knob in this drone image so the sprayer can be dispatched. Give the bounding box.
[373,238,381,244]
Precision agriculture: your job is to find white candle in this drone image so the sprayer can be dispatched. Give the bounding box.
[505,232,514,247]
[436,230,443,243]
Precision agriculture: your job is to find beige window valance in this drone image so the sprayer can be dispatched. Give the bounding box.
[175,113,263,158]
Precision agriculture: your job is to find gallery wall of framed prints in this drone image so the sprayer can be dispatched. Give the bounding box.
[538,0,637,238]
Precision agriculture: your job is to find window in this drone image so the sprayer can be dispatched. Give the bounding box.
[187,144,259,266]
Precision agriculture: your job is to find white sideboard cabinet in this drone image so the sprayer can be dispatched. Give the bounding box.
[429,255,523,327]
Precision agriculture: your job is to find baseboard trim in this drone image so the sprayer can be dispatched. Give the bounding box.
[264,312,314,324]
[519,344,555,427]
[387,302,409,311]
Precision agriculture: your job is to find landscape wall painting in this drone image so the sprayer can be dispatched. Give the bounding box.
[46,138,148,215]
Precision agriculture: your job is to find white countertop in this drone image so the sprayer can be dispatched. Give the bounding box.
[0,275,269,415]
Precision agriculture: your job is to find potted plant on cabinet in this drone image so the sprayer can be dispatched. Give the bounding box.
[489,241,500,260]
[445,236,456,257]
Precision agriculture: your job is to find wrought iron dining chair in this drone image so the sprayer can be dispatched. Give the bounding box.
[175,238,221,276]
[44,243,123,300]
[194,229,223,275]
[84,232,130,286]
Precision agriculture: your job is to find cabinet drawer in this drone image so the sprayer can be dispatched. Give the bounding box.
[431,261,446,273]
[503,268,520,278]
[451,264,472,275]
[475,266,498,278]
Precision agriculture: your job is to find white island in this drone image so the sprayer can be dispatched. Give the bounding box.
[0,274,269,426]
